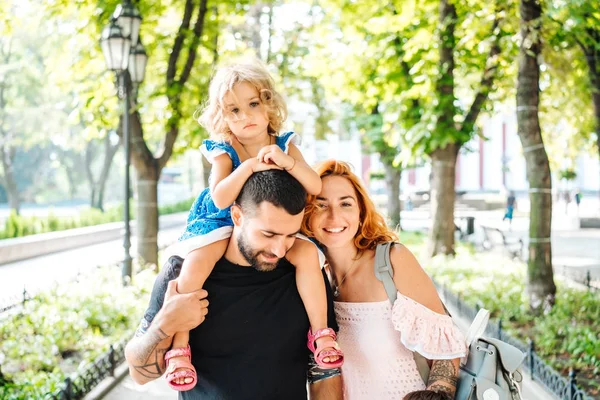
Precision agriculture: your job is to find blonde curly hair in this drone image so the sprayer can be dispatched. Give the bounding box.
[197,60,287,140]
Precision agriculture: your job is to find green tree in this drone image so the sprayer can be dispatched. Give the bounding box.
[309,0,509,255]
[85,131,121,210]
[343,104,403,228]
[0,1,55,213]
[46,0,234,264]
[517,0,556,312]
[417,0,506,256]
[546,0,600,203]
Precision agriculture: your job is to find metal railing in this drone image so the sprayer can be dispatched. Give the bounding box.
[436,281,594,400]
[0,287,33,314]
[555,265,599,293]
[45,336,129,400]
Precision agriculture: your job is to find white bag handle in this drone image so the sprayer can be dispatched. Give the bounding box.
[465,308,490,347]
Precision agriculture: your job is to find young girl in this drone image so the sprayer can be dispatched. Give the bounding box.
[164,60,343,391]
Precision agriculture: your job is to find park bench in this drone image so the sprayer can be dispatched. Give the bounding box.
[480,225,524,259]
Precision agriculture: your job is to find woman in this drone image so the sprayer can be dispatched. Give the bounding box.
[302,160,466,399]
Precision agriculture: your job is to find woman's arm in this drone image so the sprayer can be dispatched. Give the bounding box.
[389,244,460,396]
[426,359,460,397]
[390,244,446,314]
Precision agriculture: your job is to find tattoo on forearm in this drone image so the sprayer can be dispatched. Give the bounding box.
[427,384,454,395]
[427,360,458,394]
[131,326,171,378]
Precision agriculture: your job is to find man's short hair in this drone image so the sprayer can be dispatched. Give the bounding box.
[235,170,306,216]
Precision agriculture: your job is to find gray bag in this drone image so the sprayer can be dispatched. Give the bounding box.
[374,242,526,400]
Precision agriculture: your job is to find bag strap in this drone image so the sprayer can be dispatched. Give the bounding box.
[374,242,397,303]
[374,241,430,384]
[466,308,490,347]
[374,241,451,316]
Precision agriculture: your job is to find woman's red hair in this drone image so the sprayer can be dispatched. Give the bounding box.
[302,160,398,253]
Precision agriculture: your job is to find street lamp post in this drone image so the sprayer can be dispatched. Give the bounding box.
[100,0,146,285]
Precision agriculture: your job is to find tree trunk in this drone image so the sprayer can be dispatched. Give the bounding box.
[90,187,98,209]
[383,161,401,229]
[95,134,120,211]
[135,168,159,266]
[248,4,263,58]
[85,141,98,208]
[85,134,119,211]
[63,164,77,200]
[428,0,458,257]
[1,145,20,214]
[201,154,211,189]
[129,109,160,267]
[125,0,210,265]
[583,43,600,207]
[517,0,556,313]
[267,2,274,63]
[429,144,458,256]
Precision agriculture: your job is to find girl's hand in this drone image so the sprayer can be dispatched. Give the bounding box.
[244,157,283,173]
[257,145,295,170]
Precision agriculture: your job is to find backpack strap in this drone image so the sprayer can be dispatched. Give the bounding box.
[374,242,397,304]
[374,241,430,384]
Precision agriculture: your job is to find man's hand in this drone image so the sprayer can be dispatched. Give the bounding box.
[125,279,209,384]
[155,279,209,337]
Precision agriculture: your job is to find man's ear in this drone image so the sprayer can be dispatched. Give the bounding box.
[231,204,243,227]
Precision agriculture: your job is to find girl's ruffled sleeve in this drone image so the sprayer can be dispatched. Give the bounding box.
[278,131,302,154]
[200,140,233,164]
[391,293,467,360]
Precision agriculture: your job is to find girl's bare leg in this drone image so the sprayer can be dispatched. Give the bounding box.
[169,238,229,385]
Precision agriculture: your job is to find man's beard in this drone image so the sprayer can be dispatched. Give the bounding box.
[237,230,279,272]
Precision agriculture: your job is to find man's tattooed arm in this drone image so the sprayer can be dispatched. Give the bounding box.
[426,359,459,396]
[124,319,174,384]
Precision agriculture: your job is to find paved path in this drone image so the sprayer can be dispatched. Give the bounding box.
[0,217,186,308]
[100,372,174,400]
[401,209,600,281]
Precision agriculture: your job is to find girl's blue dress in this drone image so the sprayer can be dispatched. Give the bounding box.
[167,131,300,257]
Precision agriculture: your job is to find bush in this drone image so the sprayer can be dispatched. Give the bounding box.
[0,198,194,240]
[158,197,194,215]
[0,267,155,399]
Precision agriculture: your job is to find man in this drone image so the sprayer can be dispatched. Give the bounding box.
[124,169,341,399]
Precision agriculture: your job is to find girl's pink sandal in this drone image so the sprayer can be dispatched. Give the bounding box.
[165,345,197,391]
[307,328,344,369]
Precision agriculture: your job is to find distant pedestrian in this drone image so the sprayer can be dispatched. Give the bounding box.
[564,190,572,215]
[405,195,414,211]
[503,191,516,229]
[575,190,582,214]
